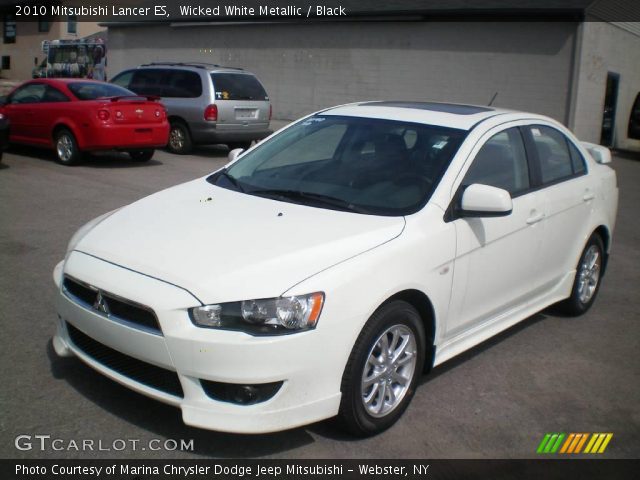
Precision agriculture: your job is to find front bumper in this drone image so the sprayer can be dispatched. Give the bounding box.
[52,252,345,433]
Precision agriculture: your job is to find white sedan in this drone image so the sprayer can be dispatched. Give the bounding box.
[52,101,618,436]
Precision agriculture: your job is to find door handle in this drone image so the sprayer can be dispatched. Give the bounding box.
[583,191,595,201]
[526,212,545,225]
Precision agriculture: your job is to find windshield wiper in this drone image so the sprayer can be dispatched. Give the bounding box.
[216,170,245,192]
[248,188,370,214]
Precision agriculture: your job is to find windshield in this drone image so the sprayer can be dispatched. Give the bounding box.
[68,82,136,100]
[209,115,466,216]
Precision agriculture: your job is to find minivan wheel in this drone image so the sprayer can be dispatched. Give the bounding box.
[557,234,604,316]
[338,300,425,436]
[168,122,192,154]
[129,150,154,162]
[55,129,81,165]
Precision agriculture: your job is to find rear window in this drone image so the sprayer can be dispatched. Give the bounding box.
[68,82,134,100]
[211,73,268,101]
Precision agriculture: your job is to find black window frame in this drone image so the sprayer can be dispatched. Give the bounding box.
[3,15,16,44]
[67,15,77,34]
[38,19,50,33]
[1,55,10,70]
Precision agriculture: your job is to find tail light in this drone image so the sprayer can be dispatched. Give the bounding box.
[269,104,272,121]
[97,109,110,121]
[115,110,123,120]
[204,104,218,121]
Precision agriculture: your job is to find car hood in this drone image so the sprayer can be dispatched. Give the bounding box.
[75,179,405,305]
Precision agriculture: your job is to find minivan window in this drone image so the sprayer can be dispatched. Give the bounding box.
[129,69,165,96]
[211,73,268,101]
[111,70,133,89]
[164,70,202,98]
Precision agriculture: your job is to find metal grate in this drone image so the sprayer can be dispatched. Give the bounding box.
[66,322,184,399]
[62,276,161,335]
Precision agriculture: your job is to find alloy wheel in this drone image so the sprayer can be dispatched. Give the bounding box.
[577,245,601,304]
[361,324,418,418]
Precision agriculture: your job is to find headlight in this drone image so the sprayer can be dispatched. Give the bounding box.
[190,292,324,335]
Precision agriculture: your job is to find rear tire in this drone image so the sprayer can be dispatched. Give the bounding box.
[557,234,605,316]
[55,129,81,166]
[167,121,193,154]
[129,150,154,162]
[338,300,425,437]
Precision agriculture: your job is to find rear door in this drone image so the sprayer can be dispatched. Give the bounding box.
[524,124,595,291]
[210,72,270,132]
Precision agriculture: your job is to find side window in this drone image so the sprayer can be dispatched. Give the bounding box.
[529,126,574,184]
[629,92,640,140]
[129,69,165,96]
[42,86,69,103]
[111,71,133,89]
[463,128,530,196]
[9,84,46,104]
[567,141,586,175]
[164,70,202,98]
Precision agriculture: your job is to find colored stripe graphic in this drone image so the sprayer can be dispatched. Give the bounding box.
[539,433,613,454]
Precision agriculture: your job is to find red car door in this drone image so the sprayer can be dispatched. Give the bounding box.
[27,85,72,145]
[3,83,47,143]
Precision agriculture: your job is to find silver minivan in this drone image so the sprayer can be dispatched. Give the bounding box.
[111,62,271,154]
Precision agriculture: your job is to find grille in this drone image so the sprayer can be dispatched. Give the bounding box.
[66,322,184,398]
[63,276,161,334]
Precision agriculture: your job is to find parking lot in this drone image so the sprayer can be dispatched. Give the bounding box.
[0,143,638,459]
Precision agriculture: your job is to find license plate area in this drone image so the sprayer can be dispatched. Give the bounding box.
[235,108,258,120]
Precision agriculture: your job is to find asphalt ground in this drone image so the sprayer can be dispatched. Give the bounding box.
[0,138,638,459]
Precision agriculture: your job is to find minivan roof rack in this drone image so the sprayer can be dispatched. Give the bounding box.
[140,62,244,71]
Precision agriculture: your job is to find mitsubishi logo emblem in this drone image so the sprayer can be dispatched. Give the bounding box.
[93,291,109,315]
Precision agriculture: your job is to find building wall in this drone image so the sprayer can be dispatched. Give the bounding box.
[108,21,577,123]
[571,21,640,150]
[0,21,102,81]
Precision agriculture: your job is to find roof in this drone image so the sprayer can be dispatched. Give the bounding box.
[321,101,513,130]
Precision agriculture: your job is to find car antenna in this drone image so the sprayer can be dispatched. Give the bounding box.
[488,92,499,106]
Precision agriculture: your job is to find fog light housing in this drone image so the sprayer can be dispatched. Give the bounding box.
[200,380,283,405]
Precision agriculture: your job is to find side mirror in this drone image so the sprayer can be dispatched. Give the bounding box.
[580,141,612,164]
[459,184,512,217]
[228,148,244,162]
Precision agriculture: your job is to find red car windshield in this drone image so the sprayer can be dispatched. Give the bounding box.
[68,82,136,101]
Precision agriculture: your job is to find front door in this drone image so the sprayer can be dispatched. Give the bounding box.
[446,126,544,338]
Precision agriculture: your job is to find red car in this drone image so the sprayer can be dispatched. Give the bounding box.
[0,79,169,165]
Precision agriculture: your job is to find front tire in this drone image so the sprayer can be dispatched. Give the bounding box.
[167,121,193,154]
[55,129,81,166]
[129,150,154,162]
[338,301,425,436]
[557,234,605,316]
